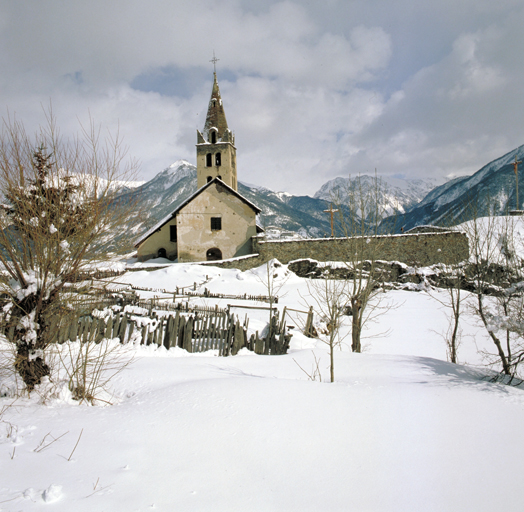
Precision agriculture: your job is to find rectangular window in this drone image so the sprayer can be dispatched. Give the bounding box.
[211,217,222,231]
[170,225,177,242]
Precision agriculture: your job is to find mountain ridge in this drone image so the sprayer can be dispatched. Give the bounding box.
[383,144,524,232]
[126,162,437,240]
[125,143,524,243]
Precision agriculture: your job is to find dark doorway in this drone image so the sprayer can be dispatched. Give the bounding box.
[157,248,167,258]
[206,248,222,261]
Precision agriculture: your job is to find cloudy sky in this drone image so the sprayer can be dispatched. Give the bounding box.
[1,0,523,195]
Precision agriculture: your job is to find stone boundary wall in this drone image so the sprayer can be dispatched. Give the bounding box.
[203,230,469,270]
[254,231,469,266]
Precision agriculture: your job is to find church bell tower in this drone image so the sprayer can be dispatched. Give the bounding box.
[196,68,238,190]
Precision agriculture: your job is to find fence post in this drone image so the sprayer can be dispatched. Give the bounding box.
[222,315,234,356]
[68,318,78,342]
[127,321,135,344]
[231,320,242,355]
[95,317,105,343]
[112,315,121,340]
[105,316,113,341]
[255,331,263,354]
[119,315,128,344]
[279,307,287,334]
[177,315,186,349]
[305,306,314,337]
[154,321,162,346]
[163,315,173,349]
[183,316,193,352]
[172,312,180,348]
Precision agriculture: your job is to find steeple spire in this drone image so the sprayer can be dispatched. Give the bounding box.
[202,69,229,142]
[196,57,238,191]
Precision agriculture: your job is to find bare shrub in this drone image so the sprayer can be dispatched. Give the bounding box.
[305,277,349,382]
[54,337,133,405]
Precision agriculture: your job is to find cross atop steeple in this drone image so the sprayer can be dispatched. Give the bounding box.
[210,51,219,74]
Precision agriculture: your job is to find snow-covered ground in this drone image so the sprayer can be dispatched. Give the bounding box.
[1,260,523,511]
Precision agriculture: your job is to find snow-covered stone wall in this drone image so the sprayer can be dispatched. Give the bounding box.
[252,231,468,267]
[204,231,469,270]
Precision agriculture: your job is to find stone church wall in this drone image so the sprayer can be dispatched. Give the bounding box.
[203,230,469,270]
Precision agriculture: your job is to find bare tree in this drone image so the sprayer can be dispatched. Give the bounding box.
[424,211,469,363]
[0,111,137,392]
[460,195,524,379]
[305,276,349,382]
[335,173,391,352]
[430,264,464,363]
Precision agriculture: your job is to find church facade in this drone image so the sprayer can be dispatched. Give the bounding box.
[135,72,261,262]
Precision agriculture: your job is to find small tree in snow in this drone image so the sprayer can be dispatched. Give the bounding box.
[305,276,349,382]
[0,113,137,392]
[431,267,464,364]
[334,173,391,352]
[251,258,289,338]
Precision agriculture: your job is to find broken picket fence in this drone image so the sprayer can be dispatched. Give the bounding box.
[8,308,292,356]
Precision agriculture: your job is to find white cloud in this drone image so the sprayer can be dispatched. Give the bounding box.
[0,0,523,195]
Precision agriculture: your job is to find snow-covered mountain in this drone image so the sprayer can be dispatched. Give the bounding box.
[383,144,524,232]
[123,162,443,244]
[121,143,524,243]
[314,175,439,216]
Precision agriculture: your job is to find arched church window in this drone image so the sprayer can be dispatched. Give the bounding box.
[215,152,221,166]
[207,176,212,183]
[206,153,212,167]
[217,175,222,180]
[211,131,217,144]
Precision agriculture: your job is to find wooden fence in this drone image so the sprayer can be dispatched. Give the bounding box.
[41,308,291,356]
[3,268,297,355]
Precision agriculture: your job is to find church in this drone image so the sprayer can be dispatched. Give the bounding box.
[135,70,261,262]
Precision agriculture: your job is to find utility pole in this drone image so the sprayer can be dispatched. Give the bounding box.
[323,204,339,237]
[514,155,522,210]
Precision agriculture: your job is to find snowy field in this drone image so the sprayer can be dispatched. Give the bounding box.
[1,258,524,511]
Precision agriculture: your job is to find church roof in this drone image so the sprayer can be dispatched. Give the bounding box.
[202,73,229,140]
[134,177,261,247]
